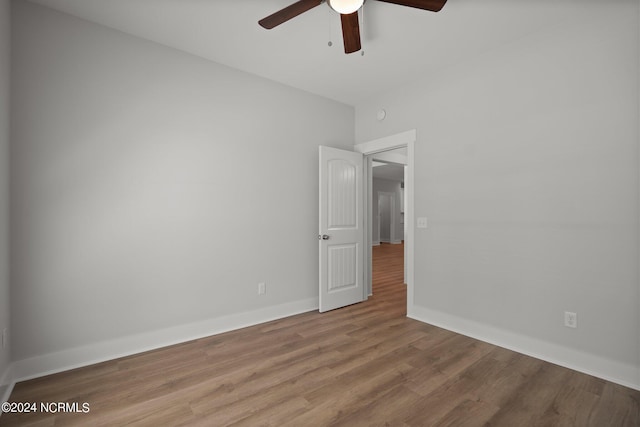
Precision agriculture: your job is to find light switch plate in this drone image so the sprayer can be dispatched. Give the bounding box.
[417,217,428,228]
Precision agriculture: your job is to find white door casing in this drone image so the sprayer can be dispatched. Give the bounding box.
[319,146,365,312]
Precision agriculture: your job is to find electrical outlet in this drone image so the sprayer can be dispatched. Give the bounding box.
[564,311,577,328]
[258,282,266,295]
[2,328,7,349]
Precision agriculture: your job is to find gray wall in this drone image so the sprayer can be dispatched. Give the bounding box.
[0,0,10,397]
[10,1,354,362]
[356,1,640,386]
[372,177,403,244]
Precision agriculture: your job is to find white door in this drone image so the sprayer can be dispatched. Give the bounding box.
[319,146,365,312]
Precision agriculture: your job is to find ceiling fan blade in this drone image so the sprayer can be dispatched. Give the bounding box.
[258,0,323,29]
[375,0,447,12]
[340,12,361,54]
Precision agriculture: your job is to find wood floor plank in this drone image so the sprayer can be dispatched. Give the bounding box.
[329,384,424,427]
[283,363,417,426]
[432,398,502,427]
[1,242,639,426]
[483,362,574,426]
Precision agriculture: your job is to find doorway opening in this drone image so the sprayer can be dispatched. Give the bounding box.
[370,152,407,303]
[354,129,416,314]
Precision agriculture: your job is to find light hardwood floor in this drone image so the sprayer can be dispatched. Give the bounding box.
[1,243,639,426]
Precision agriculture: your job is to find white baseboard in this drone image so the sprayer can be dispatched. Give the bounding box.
[11,297,319,383]
[372,241,380,246]
[408,304,640,391]
[0,363,14,407]
[379,239,402,245]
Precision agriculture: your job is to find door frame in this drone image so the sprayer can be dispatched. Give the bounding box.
[354,129,416,310]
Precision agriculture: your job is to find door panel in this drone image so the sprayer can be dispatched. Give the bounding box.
[319,146,365,312]
[328,159,357,228]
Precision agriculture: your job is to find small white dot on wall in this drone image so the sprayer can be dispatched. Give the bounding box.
[377,109,386,121]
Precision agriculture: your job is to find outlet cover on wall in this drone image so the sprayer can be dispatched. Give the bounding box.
[2,328,7,349]
[564,311,577,328]
[258,282,266,295]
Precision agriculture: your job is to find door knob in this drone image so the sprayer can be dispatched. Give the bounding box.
[318,234,330,240]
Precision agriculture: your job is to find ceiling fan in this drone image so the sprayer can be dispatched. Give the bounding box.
[258,0,447,54]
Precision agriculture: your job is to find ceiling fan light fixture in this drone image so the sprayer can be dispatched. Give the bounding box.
[328,0,364,14]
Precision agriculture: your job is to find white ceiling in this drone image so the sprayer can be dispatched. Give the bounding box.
[29,0,580,106]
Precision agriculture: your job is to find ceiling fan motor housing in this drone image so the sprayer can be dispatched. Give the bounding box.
[259,0,447,54]
[327,0,365,15]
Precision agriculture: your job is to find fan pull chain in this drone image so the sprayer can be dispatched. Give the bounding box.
[327,3,333,47]
[359,5,365,56]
